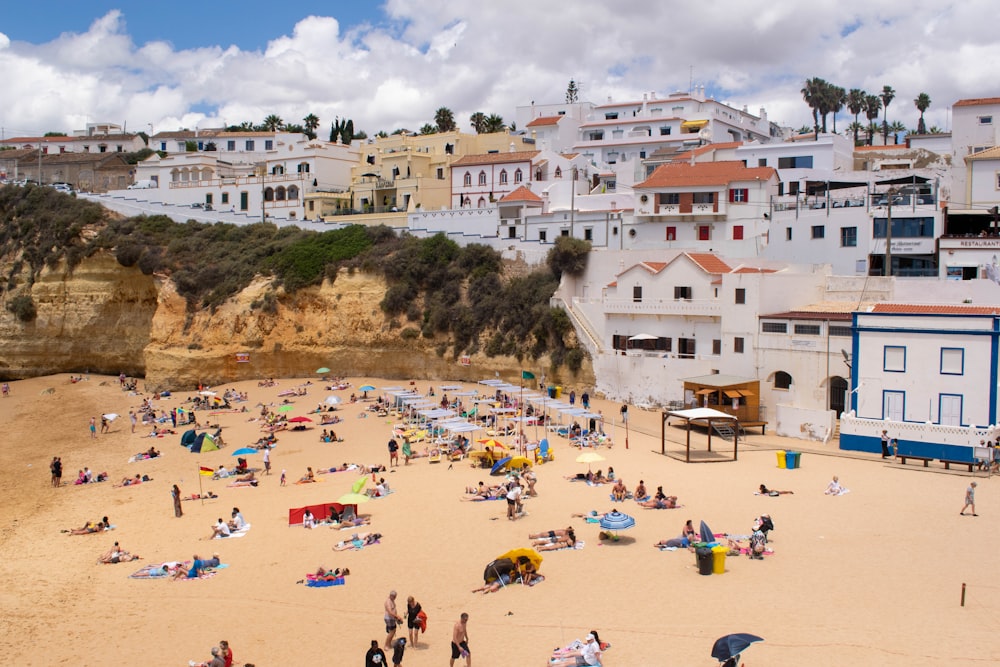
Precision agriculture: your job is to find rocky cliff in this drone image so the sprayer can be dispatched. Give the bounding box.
[0,252,593,389]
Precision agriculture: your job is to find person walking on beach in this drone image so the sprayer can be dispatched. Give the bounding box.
[450,612,471,667]
[171,484,183,518]
[388,438,399,468]
[880,429,891,458]
[2,382,10,397]
[89,417,97,439]
[384,590,403,649]
[280,469,286,486]
[262,447,271,476]
[365,639,387,667]
[50,456,62,488]
[100,415,109,434]
[961,482,978,516]
[405,596,422,648]
[129,411,137,433]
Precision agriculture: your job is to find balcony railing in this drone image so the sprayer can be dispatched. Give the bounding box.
[603,298,721,316]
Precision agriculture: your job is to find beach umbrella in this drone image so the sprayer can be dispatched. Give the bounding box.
[199,390,217,396]
[316,367,331,374]
[337,492,371,505]
[575,452,605,471]
[288,416,313,423]
[491,457,512,475]
[351,476,369,494]
[477,438,505,450]
[496,547,543,573]
[359,385,376,391]
[102,413,119,421]
[599,510,636,537]
[711,633,763,663]
[699,520,716,544]
[483,558,516,583]
[504,456,532,470]
[324,395,342,405]
[277,404,294,412]
[231,447,257,456]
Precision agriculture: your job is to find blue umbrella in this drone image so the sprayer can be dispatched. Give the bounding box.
[599,510,635,534]
[491,456,512,475]
[700,520,716,544]
[711,633,763,663]
[359,385,376,391]
[231,447,257,456]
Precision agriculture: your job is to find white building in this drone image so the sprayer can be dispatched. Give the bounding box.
[950,97,1000,207]
[1,121,145,155]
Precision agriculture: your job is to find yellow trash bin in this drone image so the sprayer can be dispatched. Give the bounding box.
[711,545,727,574]
[776,450,787,468]
[555,386,562,398]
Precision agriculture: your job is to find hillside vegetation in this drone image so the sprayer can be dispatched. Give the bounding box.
[0,184,590,371]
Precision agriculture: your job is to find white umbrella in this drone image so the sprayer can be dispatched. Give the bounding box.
[199,390,217,396]
[102,413,119,421]
[628,333,658,341]
[324,395,342,405]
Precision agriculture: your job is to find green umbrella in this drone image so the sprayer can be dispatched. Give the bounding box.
[351,476,369,494]
[316,367,331,374]
[337,492,371,505]
[278,404,294,412]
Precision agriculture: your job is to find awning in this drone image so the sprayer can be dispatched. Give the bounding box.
[723,390,743,399]
[805,180,869,195]
[696,388,716,396]
[681,120,708,130]
[876,175,930,186]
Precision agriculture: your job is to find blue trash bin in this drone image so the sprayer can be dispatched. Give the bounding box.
[786,451,801,469]
[547,386,556,398]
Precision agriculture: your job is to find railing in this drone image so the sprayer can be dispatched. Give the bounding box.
[603,298,721,316]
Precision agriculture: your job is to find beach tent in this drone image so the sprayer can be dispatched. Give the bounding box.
[288,502,348,526]
[189,432,218,453]
[180,429,198,448]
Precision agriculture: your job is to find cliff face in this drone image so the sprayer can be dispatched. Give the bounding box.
[0,253,593,389]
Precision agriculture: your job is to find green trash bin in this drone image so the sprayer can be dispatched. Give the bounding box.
[776,450,787,468]
[711,545,727,574]
[786,451,801,469]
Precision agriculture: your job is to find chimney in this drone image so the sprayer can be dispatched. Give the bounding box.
[509,142,515,152]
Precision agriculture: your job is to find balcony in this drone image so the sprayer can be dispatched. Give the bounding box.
[603,298,721,317]
[654,202,723,216]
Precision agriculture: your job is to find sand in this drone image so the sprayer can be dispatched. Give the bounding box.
[0,373,997,667]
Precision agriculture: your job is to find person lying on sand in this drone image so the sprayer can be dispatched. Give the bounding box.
[313,566,351,580]
[532,528,577,551]
[529,527,575,540]
[759,484,794,496]
[99,541,140,564]
[64,517,110,535]
[181,492,218,501]
[638,487,678,509]
[114,474,148,488]
[333,532,381,551]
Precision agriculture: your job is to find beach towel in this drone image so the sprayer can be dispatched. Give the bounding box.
[305,575,346,588]
[609,493,633,502]
[416,610,427,633]
[214,524,251,539]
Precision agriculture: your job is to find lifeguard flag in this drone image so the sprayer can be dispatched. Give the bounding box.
[199,466,214,477]
[521,371,535,380]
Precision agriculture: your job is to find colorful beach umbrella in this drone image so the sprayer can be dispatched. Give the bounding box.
[351,476,369,494]
[359,385,376,392]
[288,416,313,423]
[477,438,505,450]
[496,547,543,573]
[599,510,635,532]
[711,633,763,663]
[231,447,256,456]
[277,404,294,412]
[504,456,532,470]
[316,367,331,374]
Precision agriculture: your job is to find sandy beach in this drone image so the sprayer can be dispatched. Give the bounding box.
[1,372,998,666]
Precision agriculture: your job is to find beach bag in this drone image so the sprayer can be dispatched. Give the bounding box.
[750,530,766,554]
[416,610,427,633]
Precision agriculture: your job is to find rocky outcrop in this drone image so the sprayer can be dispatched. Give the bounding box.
[0,253,593,389]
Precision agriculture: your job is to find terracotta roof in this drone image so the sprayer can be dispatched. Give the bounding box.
[450,150,540,166]
[615,261,668,278]
[854,144,909,152]
[500,186,543,204]
[635,161,776,188]
[953,97,1000,107]
[966,146,1000,161]
[869,303,1000,315]
[526,116,563,128]
[670,141,743,163]
[606,281,617,288]
[684,252,732,274]
[0,136,71,144]
[732,267,778,274]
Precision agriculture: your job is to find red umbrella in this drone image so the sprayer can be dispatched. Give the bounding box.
[288,416,313,423]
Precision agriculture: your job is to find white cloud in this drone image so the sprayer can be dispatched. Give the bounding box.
[0,1,996,138]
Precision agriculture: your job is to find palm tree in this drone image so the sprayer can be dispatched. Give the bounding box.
[419,123,437,135]
[801,77,823,140]
[262,114,284,131]
[303,113,320,139]
[879,85,895,145]
[469,112,486,134]
[846,121,864,142]
[434,107,456,133]
[483,114,506,133]
[829,85,846,133]
[864,94,882,145]
[846,89,866,144]
[888,121,907,145]
[914,93,931,134]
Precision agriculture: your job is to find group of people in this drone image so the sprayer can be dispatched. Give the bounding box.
[190,639,234,667]
[209,507,247,539]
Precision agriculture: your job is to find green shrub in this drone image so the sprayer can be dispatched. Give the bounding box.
[7,294,36,322]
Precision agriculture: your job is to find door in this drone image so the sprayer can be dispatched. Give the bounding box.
[829,376,848,417]
[883,391,904,422]
[240,191,249,211]
[939,394,962,426]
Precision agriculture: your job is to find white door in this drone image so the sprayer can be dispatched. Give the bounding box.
[939,395,962,426]
[883,391,904,422]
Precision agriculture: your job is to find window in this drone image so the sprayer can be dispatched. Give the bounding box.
[659,193,680,205]
[514,169,523,183]
[734,337,745,353]
[239,191,249,211]
[735,288,746,304]
[297,163,310,173]
[539,230,547,242]
[786,227,793,241]
[841,227,857,247]
[980,116,993,125]
[160,142,167,151]
[729,188,748,203]
[940,348,965,375]
[712,339,722,355]
[589,131,604,141]
[829,325,852,337]
[811,225,825,239]
[478,171,487,186]
[227,140,236,151]
[693,192,715,204]
[884,345,906,372]
[477,197,486,208]
[605,112,619,120]
[777,156,813,168]
[758,158,767,167]
[659,127,671,136]
[463,172,471,186]
[677,338,696,358]
[508,226,516,239]
[674,286,692,300]
[698,226,711,241]
[774,371,792,390]
[221,193,229,204]
[584,228,593,241]
[633,286,642,303]
[666,226,676,241]
[873,217,934,238]
[265,140,273,150]
[794,324,821,335]
[733,225,744,240]
[499,170,508,185]
[762,322,787,333]
[555,167,562,178]
[437,168,444,180]
[205,193,213,205]
[246,140,255,150]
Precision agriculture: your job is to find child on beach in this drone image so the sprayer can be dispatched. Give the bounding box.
[280,470,286,486]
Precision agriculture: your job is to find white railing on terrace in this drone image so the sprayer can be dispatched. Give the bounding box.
[554,296,603,356]
[601,298,721,316]
[169,173,307,189]
[840,412,999,447]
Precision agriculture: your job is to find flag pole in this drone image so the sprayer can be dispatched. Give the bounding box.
[197,463,204,505]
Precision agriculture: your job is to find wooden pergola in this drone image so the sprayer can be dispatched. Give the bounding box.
[662,407,740,463]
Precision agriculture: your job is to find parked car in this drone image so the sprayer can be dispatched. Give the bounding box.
[127,179,157,190]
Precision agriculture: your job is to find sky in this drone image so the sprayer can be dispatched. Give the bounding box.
[0,1,997,140]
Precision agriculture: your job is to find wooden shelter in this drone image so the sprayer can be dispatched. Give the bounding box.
[662,407,740,463]
[681,374,765,433]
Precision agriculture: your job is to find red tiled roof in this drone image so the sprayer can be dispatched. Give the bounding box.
[606,281,617,288]
[760,311,853,321]
[0,136,70,143]
[684,253,731,274]
[615,261,668,279]
[670,141,743,163]
[526,116,562,128]
[500,186,543,204]
[732,267,778,274]
[451,151,540,167]
[636,161,776,189]
[869,304,1000,315]
[953,97,1000,107]
[854,144,909,152]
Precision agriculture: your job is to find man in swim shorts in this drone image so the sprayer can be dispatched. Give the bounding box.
[384,590,403,649]
[450,612,470,667]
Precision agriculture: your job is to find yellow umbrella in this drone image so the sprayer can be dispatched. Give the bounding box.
[575,452,605,464]
[351,476,369,494]
[477,438,505,450]
[505,456,533,470]
[337,492,371,505]
[497,547,543,572]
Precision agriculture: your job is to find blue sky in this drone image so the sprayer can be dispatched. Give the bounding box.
[0,2,994,138]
